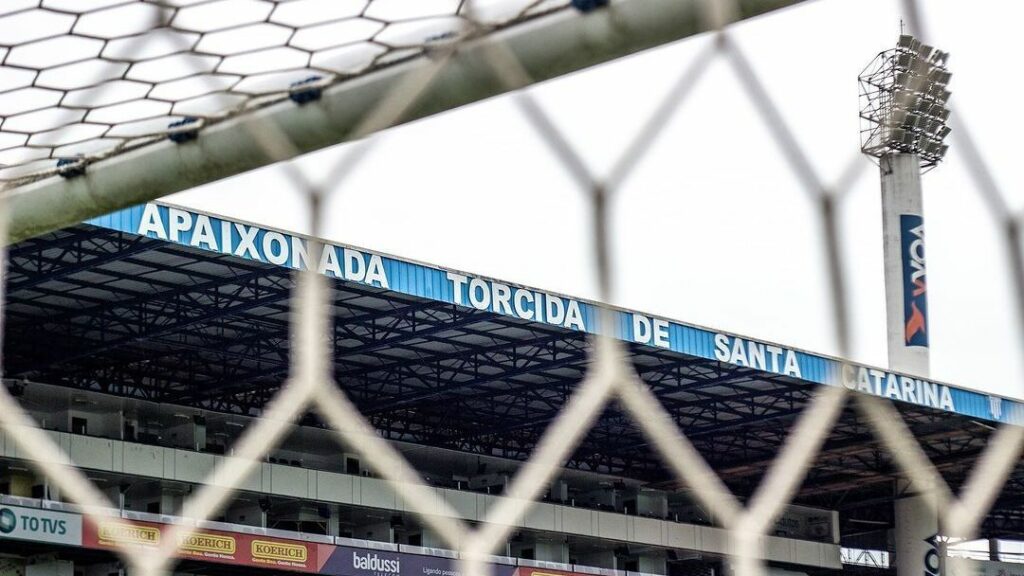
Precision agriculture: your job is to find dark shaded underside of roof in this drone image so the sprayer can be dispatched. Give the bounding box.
[5,225,1024,539]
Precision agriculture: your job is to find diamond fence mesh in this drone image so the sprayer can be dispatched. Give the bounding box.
[0,2,1021,576]
[0,0,577,184]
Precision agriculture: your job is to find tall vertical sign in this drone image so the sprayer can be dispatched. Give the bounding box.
[860,32,952,576]
[880,153,930,377]
[900,213,928,349]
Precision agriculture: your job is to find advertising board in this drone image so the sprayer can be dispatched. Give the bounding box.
[322,546,516,576]
[900,214,928,347]
[83,518,325,572]
[0,505,81,546]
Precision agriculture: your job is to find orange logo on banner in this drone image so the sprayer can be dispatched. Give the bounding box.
[97,521,160,546]
[251,540,308,563]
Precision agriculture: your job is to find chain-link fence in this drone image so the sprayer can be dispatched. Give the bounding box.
[0,2,1021,576]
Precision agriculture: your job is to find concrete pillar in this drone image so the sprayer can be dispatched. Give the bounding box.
[102,486,125,510]
[159,491,183,515]
[6,472,33,497]
[534,542,569,563]
[43,481,58,502]
[895,495,941,576]
[638,551,667,575]
[25,559,72,576]
[880,153,930,376]
[548,481,568,503]
[420,527,448,549]
[327,505,340,537]
[0,558,24,576]
[193,416,206,451]
[637,490,668,518]
[358,521,394,543]
[582,488,616,511]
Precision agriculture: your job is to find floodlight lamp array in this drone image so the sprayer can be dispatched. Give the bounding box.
[859,34,952,168]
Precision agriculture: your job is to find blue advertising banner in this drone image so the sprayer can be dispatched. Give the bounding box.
[900,214,928,348]
[84,203,1023,427]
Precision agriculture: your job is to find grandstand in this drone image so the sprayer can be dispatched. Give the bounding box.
[0,202,1020,576]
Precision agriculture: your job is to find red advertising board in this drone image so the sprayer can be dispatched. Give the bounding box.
[82,517,331,572]
[77,516,577,576]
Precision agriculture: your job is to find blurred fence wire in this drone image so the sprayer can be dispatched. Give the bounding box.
[0,1,1022,576]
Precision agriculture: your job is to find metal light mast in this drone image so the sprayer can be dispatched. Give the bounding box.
[859,34,952,378]
[860,35,952,576]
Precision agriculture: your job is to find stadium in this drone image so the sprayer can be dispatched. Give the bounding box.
[0,200,1019,576]
[0,3,1020,576]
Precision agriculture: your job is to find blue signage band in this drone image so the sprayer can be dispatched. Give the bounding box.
[83,203,1020,427]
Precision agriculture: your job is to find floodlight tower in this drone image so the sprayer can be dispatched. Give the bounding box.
[859,35,952,576]
[859,34,951,377]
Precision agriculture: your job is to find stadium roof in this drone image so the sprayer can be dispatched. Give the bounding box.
[5,202,1024,541]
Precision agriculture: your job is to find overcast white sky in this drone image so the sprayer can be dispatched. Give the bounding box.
[168,0,1024,399]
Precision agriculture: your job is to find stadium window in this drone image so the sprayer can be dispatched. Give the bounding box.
[147,501,160,514]
[408,533,422,546]
[72,417,88,435]
[521,548,534,560]
[346,457,360,475]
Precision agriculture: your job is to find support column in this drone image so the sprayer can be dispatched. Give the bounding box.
[0,557,25,576]
[638,551,668,575]
[159,490,183,516]
[25,558,72,576]
[895,495,941,576]
[880,153,930,377]
[327,505,340,537]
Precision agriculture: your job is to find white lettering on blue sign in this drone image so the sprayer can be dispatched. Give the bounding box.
[352,551,400,575]
[445,272,586,331]
[990,395,1003,420]
[711,333,954,411]
[633,315,670,348]
[713,334,802,378]
[137,204,389,289]
[88,202,1006,425]
[838,363,954,411]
